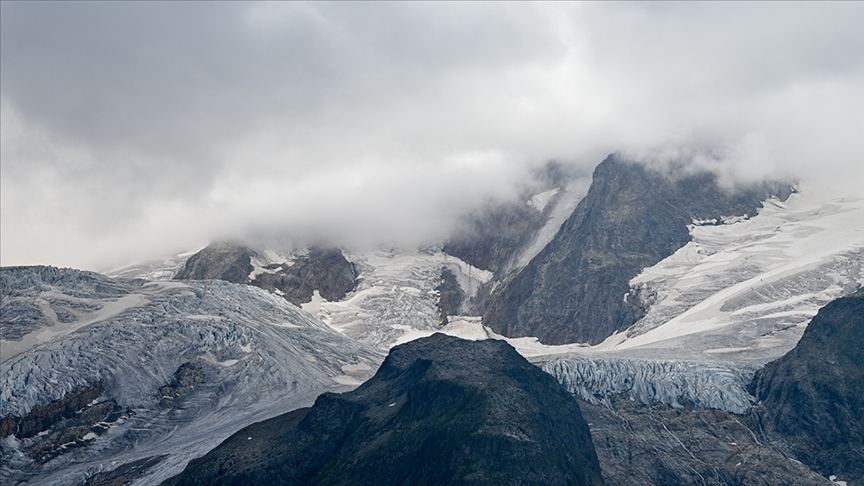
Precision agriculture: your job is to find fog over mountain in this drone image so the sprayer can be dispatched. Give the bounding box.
[1,2,862,270]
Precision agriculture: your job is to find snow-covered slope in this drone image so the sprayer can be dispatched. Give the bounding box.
[303,249,491,349]
[104,250,197,281]
[491,189,862,413]
[601,188,864,360]
[0,267,383,485]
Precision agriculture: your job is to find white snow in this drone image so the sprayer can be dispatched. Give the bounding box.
[597,188,864,359]
[104,250,198,281]
[248,248,300,281]
[391,316,493,347]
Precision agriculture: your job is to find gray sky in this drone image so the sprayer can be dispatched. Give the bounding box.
[2,2,862,271]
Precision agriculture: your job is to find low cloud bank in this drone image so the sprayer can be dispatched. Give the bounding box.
[1,2,861,271]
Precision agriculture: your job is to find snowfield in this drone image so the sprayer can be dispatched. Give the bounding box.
[600,188,864,360]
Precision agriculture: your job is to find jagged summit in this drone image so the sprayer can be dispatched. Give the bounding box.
[164,333,604,486]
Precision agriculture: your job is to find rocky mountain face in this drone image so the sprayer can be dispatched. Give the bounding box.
[164,334,605,486]
[4,154,860,485]
[175,244,357,306]
[749,288,864,485]
[443,161,575,275]
[483,154,794,345]
[443,199,549,274]
[581,396,830,486]
[173,242,256,283]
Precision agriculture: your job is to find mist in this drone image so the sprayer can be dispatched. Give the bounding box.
[1,2,861,271]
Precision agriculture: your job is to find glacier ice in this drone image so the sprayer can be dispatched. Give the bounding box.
[1,266,383,485]
[537,356,758,414]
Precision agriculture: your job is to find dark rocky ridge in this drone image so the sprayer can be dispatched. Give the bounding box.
[174,243,357,306]
[173,242,255,284]
[749,287,864,485]
[164,333,605,486]
[0,381,134,468]
[484,154,794,345]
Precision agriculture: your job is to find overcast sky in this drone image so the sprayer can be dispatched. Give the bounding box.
[2,2,862,271]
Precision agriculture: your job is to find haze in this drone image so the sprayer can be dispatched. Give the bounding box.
[1,2,862,271]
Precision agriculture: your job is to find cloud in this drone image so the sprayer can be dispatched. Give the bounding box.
[1,2,861,270]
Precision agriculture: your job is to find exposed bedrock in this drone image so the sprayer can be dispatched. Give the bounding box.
[164,334,605,486]
[443,160,576,276]
[0,382,103,439]
[435,267,464,325]
[581,396,830,486]
[484,154,794,345]
[174,243,357,306]
[749,288,864,485]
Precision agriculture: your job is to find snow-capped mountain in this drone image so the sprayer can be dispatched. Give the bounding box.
[3,155,861,485]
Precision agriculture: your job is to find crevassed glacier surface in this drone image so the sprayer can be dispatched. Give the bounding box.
[1,266,383,486]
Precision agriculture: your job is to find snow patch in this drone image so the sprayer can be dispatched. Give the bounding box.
[527,188,559,212]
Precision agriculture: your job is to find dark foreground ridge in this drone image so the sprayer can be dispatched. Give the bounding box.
[164,333,605,486]
[484,154,794,345]
[749,287,864,485]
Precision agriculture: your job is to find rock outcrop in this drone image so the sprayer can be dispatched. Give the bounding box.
[175,244,357,306]
[581,396,829,486]
[0,382,103,439]
[484,154,794,345]
[435,268,464,325]
[749,288,864,485]
[164,333,605,486]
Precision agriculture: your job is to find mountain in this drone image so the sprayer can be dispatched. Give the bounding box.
[483,154,795,345]
[0,266,382,485]
[163,333,605,486]
[749,288,864,485]
[4,154,862,485]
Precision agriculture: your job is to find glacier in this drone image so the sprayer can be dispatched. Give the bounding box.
[0,266,383,485]
[537,356,759,414]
